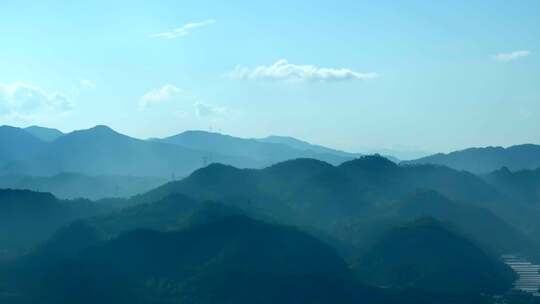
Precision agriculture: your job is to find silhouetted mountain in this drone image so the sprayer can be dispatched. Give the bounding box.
[0,170,532,303]
[484,167,540,204]
[0,173,167,200]
[132,156,538,259]
[260,135,403,162]
[23,126,64,142]
[259,135,361,157]
[0,189,107,259]
[91,194,246,238]
[6,215,378,304]
[157,130,356,166]
[353,218,516,294]
[138,156,502,217]
[403,144,540,173]
[0,125,257,177]
[0,126,45,166]
[361,147,431,161]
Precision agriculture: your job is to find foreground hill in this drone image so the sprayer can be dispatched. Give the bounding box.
[4,215,379,304]
[0,126,257,177]
[90,194,246,238]
[0,185,530,303]
[0,173,167,200]
[403,144,540,173]
[1,200,516,304]
[353,218,516,294]
[0,189,107,258]
[156,130,357,166]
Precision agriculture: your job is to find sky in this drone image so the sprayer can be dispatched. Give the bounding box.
[0,0,539,155]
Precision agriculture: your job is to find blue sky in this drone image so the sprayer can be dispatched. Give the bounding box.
[0,0,539,154]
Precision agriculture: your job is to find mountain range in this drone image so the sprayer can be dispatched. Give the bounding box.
[403,144,540,173]
[0,125,365,178]
[0,192,514,304]
[5,124,540,178]
[2,124,540,303]
[130,156,540,261]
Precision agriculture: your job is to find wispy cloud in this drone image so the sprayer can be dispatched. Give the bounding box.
[79,78,96,89]
[149,19,216,39]
[139,84,182,109]
[227,59,378,82]
[139,85,229,118]
[195,101,228,117]
[0,82,72,120]
[493,50,531,62]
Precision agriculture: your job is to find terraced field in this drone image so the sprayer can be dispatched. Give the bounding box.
[503,255,540,296]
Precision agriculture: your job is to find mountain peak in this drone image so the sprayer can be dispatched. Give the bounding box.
[339,154,398,171]
[89,125,116,132]
[179,130,224,136]
[24,125,64,142]
[68,125,123,138]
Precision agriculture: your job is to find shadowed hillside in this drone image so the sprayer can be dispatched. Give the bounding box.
[0,189,108,259]
[353,218,516,294]
[3,215,379,304]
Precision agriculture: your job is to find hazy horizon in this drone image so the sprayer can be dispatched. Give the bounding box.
[5,123,540,159]
[1,1,539,154]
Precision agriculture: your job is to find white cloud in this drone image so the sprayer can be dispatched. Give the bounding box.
[139,85,229,118]
[195,101,227,117]
[79,78,96,89]
[493,50,531,62]
[149,19,216,39]
[139,84,182,109]
[0,82,72,119]
[227,59,378,82]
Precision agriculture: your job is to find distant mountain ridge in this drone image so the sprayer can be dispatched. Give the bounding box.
[259,135,401,162]
[0,125,258,177]
[0,125,370,178]
[23,126,64,142]
[258,135,361,157]
[156,130,361,166]
[403,144,540,173]
[0,126,46,166]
